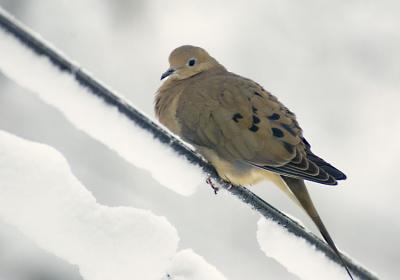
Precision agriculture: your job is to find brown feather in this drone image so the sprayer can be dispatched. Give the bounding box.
[155,45,350,278]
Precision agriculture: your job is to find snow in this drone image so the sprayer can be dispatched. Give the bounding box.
[0,129,179,280]
[165,249,228,280]
[0,129,228,280]
[0,18,205,196]
[256,217,350,280]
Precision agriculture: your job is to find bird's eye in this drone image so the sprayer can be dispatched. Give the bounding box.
[187,58,196,67]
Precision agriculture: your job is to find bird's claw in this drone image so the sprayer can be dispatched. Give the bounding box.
[206,176,219,195]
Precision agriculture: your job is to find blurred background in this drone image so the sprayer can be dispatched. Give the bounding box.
[0,0,399,279]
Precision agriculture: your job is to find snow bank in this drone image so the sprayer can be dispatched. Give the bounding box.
[165,249,228,280]
[0,20,205,196]
[0,130,179,280]
[256,218,349,280]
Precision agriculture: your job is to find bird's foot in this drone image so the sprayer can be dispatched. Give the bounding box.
[206,176,219,195]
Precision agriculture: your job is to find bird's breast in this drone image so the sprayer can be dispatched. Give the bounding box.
[155,87,184,135]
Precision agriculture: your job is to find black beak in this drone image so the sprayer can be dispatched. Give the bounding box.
[161,68,175,80]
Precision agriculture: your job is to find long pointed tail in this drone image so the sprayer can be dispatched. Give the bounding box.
[281,176,354,280]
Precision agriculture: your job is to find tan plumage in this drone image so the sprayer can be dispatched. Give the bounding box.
[155,45,351,278]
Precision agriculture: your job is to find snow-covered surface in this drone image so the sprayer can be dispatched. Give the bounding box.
[0,22,205,196]
[256,217,349,280]
[166,249,228,280]
[0,130,179,280]
[0,129,230,280]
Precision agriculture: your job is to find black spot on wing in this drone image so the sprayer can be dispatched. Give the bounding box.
[254,91,262,97]
[232,113,243,123]
[272,127,284,138]
[249,124,259,132]
[252,115,260,124]
[267,113,280,120]
[283,142,294,154]
[252,106,258,113]
[281,124,296,136]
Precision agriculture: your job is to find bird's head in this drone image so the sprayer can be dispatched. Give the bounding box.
[161,45,222,81]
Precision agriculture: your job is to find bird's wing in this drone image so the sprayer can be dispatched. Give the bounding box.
[176,73,345,185]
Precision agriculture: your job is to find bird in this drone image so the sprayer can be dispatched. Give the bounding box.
[155,45,352,279]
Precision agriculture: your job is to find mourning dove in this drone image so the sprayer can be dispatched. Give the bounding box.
[155,45,351,279]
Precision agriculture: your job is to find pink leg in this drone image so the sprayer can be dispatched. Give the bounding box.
[206,176,219,195]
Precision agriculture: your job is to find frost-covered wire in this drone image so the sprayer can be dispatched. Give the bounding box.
[0,9,378,280]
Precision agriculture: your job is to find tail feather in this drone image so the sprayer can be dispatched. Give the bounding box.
[281,176,353,280]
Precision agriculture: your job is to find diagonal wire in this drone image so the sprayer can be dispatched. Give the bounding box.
[0,8,378,280]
